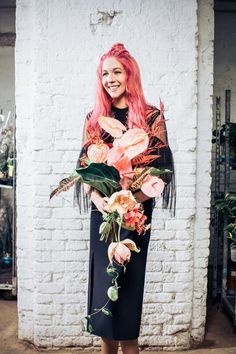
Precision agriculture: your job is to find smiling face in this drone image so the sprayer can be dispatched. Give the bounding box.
[102,57,127,108]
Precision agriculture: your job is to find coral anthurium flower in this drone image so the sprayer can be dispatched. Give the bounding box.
[141,175,165,197]
[98,115,127,138]
[87,143,109,163]
[107,190,137,215]
[106,129,149,176]
[113,128,149,160]
[108,239,140,265]
[113,156,133,177]
[107,145,125,165]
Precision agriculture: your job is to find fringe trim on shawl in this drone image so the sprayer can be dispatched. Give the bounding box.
[73,112,93,214]
[73,180,91,214]
[152,156,176,217]
[147,105,176,217]
[73,152,91,214]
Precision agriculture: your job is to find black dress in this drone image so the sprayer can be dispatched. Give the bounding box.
[75,106,176,340]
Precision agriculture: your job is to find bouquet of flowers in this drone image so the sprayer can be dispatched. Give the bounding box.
[50,110,172,331]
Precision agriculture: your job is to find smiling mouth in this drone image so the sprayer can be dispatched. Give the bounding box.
[108,85,120,91]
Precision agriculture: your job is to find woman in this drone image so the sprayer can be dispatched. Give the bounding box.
[75,43,176,354]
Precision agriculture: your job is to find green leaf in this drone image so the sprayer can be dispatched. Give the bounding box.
[85,315,94,333]
[50,162,121,200]
[107,286,119,301]
[88,323,94,333]
[99,221,112,238]
[102,308,112,316]
[106,266,119,278]
[80,319,86,332]
[150,167,172,176]
[75,163,121,197]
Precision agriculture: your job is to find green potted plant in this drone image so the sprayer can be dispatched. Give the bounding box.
[7,157,14,177]
[225,223,236,262]
[214,194,236,262]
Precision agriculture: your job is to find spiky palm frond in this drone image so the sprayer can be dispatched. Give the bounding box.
[132,154,160,166]
[50,175,81,200]
[130,168,152,191]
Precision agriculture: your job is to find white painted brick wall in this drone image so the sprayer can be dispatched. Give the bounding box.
[15,0,214,350]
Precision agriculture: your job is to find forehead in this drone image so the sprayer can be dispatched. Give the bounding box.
[102,57,124,71]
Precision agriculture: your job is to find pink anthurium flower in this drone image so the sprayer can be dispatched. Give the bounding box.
[108,239,140,265]
[87,143,109,163]
[141,175,165,198]
[98,115,127,138]
[107,145,125,165]
[112,128,149,160]
[107,129,149,176]
[113,156,133,177]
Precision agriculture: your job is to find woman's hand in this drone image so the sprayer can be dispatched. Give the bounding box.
[90,189,109,213]
[134,190,151,203]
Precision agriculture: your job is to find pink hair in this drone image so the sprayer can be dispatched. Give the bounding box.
[87,43,148,134]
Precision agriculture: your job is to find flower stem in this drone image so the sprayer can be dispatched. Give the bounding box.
[117,215,123,242]
[89,298,111,317]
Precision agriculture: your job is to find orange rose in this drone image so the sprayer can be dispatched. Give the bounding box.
[107,190,137,215]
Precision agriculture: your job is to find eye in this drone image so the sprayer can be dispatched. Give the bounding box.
[102,72,108,77]
[114,70,122,74]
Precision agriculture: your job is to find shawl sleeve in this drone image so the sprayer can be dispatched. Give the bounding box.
[147,108,176,216]
[73,112,92,213]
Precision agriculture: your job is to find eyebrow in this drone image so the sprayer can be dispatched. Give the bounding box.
[102,67,122,72]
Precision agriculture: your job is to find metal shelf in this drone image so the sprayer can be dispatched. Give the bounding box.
[0,184,13,189]
[212,90,236,326]
[0,113,17,296]
[222,294,236,326]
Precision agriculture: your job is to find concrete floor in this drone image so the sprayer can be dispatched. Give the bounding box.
[0,300,236,354]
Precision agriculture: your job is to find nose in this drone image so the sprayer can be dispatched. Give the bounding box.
[107,72,115,82]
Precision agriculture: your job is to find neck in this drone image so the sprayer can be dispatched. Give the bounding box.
[112,96,128,109]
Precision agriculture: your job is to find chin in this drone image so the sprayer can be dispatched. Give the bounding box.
[108,92,126,100]
[110,94,122,99]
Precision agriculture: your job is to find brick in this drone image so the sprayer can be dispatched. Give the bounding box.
[163,282,192,293]
[146,261,162,272]
[165,220,191,231]
[165,240,192,251]
[176,250,192,261]
[163,324,190,335]
[162,303,192,315]
[148,251,175,262]
[163,261,194,273]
